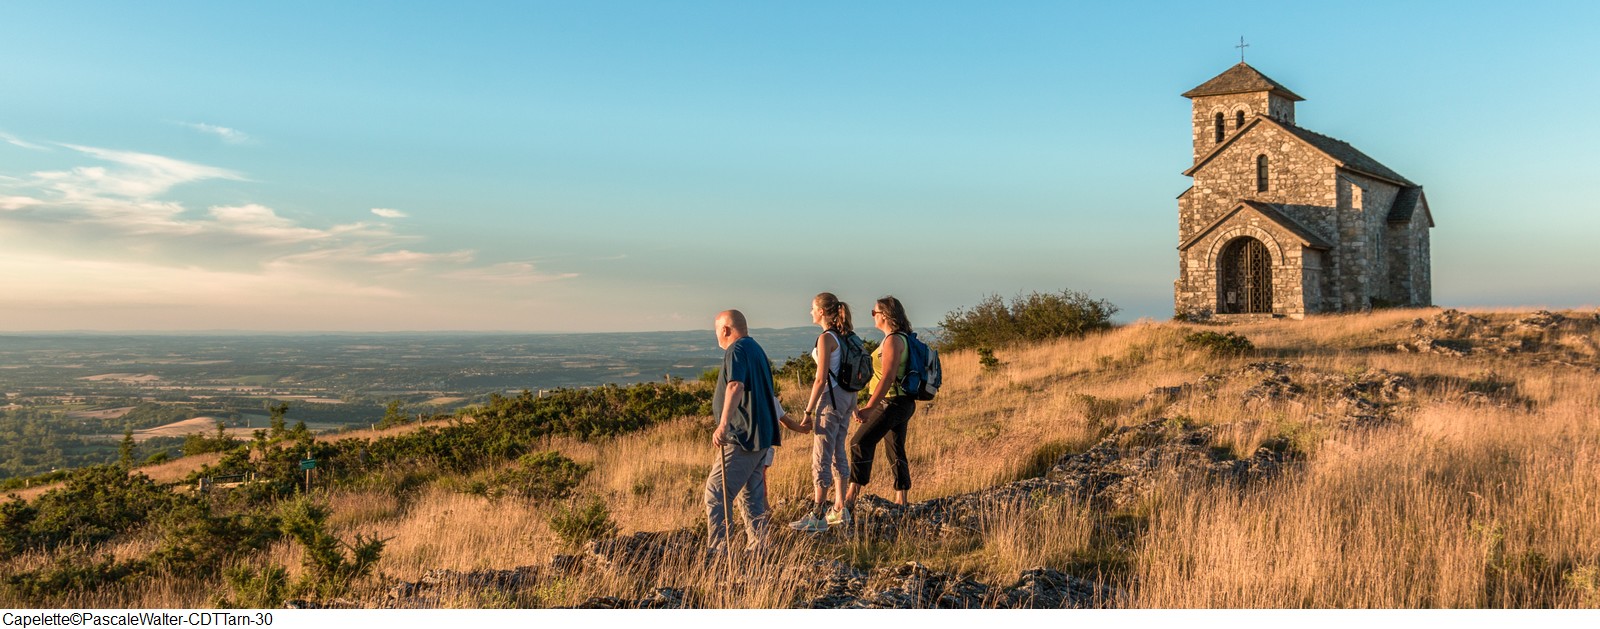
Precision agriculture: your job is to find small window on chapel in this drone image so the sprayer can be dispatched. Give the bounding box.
[1236,110,1246,128]
[1257,155,1270,192]
[1214,113,1225,143]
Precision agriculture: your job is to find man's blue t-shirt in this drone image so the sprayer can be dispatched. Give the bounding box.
[712,336,780,451]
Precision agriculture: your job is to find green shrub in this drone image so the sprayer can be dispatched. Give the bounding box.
[1183,331,1254,356]
[376,400,413,430]
[940,290,1118,352]
[278,498,385,600]
[0,466,180,558]
[977,347,1004,374]
[1,484,279,605]
[474,451,590,501]
[3,556,144,605]
[182,381,710,508]
[1566,565,1600,607]
[145,502,281,576]
[773,353,817,393]
[549,496,617,547]
[181,422,239,456]
[218,564,289,609]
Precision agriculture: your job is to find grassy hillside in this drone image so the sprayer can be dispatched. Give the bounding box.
[4,308,1598,608]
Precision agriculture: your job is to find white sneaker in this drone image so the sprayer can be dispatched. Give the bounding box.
[825,506,851,526]
[789,514,828,533]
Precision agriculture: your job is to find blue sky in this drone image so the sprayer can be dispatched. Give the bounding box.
[1,1,1595,332]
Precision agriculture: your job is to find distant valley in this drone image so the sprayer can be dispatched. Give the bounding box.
[0,327,858,480]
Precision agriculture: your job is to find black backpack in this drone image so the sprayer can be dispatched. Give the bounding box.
[828,330,874,393]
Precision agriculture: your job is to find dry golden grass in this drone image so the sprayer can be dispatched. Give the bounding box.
[8,307,1598,608]
[1133,392,1600,607]
[312,307,1600,607]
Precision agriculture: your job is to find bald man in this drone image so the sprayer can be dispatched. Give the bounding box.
[705,309,780,554]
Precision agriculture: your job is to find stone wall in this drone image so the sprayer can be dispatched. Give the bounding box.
[1268,94,1297,125]
[1301,249,1327,315]
[1189,93,1269,163]
[1174,215,1314,318]
[1383,208,1433,307]
[1189,94,1300,163]
[1177,120,1338,318]
[1414,221,1432,305]
[1383,221,1413,305]
[1334,172,1400,311]
[1180,122,1337,244]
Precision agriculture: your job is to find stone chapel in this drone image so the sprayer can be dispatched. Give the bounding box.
[1175,62,1433,319]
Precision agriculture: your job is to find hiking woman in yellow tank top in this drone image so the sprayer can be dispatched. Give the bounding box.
[845,295,916,508]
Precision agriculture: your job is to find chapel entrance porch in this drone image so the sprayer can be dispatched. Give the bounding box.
[1218,236,1273,314]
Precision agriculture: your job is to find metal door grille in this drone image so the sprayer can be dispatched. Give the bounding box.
[1220,238,1273,314]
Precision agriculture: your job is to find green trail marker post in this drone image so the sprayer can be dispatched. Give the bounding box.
[301,451,316,493]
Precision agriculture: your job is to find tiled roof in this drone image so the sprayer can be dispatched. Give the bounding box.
[1182,63,1304,101]
[1387,186,1429,225]
[1274,124,1416,186]
[1183,116,1416,187]
[1179,200,1332,252]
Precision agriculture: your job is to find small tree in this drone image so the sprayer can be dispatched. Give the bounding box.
[376,400,410,430]
[118,427,136,469]
[267,402,290,438]
[279,498,385,600]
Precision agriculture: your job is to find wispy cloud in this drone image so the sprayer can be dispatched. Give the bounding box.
[268,246,474,268]
[207,204,332,244]
[0,144,245,236]
[442,262,578,285]
[0,142,576,324]
[0,132,47,151]
[53,143,245,199]
[180,122,251,145]
[0,196,42,211]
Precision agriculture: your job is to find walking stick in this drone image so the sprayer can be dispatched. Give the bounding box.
[718,441,734,577]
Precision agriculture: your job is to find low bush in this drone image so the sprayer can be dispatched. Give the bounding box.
[278,498,386,600]
[3,556,144,605]
[1183,331,1254,356]
[940,290,1118,352]
[977,347,1005,374]
[471,451,590,501]
[549,496,617,547]
[0,466,180,558]
[218,564,289,609]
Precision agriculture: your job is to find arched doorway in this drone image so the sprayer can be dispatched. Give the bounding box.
[1219,237,1272,314]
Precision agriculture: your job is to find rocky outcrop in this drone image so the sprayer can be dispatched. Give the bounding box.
[1396,309,1600,367]
[585,528,700,574]
[577,587,687,609]
[800,561,1120,609]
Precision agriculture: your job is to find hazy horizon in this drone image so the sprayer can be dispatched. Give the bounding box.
[2,304,1594,336]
